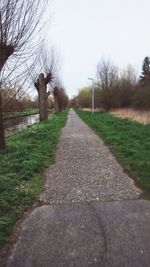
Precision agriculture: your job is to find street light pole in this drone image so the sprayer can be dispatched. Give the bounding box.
[88,77,94,114]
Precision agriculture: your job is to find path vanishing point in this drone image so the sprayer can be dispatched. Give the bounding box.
[7,110,150,267]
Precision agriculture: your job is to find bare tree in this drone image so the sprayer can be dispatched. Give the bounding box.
[97,58,118,110]
[34,46,61,121]
[0,0,48,149]
[1,82,27,112]
[34,73,51,121]
[53,80,69,112]
[97,58,118,90]
[53,85,60,113]
[120,65,137,86]
[118,65,138,107]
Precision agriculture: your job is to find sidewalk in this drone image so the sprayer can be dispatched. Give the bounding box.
[7,110,150,267]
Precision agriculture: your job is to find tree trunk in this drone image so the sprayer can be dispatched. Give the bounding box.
[0,91,5,150]
[0,47,14,150]
[54,96,59,112]
[0,46,14,72]
[38,73,48,121]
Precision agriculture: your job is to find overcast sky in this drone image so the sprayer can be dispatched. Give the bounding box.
[47,0,150,97]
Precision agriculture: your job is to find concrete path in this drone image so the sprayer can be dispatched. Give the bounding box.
[7,110,150,267]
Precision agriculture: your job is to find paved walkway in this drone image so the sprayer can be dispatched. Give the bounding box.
[7,110,150,267]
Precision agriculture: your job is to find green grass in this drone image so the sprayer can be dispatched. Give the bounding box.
[0,110,68,248]
[76,109,150,192]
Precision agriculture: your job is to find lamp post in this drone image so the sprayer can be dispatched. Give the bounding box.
[88,77,94,114]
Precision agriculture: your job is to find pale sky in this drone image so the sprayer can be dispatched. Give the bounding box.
[47,0,150,97]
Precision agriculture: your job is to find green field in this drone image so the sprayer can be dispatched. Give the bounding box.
[0,110,68,247]
[76,109,150,192]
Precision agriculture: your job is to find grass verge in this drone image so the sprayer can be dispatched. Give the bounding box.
[0,110,68,248]
[76,109,150,193]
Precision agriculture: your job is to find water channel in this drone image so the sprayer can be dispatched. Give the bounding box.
[5,114,40,136]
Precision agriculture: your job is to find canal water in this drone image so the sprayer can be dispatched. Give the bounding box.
[5,114,40,136]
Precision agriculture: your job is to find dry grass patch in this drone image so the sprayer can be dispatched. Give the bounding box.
[110,108,150,125]
[82,108,105,112]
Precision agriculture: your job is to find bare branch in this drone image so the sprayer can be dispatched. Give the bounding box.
[0,0,49,149]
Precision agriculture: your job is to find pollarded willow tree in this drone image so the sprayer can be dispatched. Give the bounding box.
[34,47,61,121]
[0,0,49,150]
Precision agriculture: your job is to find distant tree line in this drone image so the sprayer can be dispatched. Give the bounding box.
[1,79,69,114]
[1,83,37,112]
[72,57,150,111]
